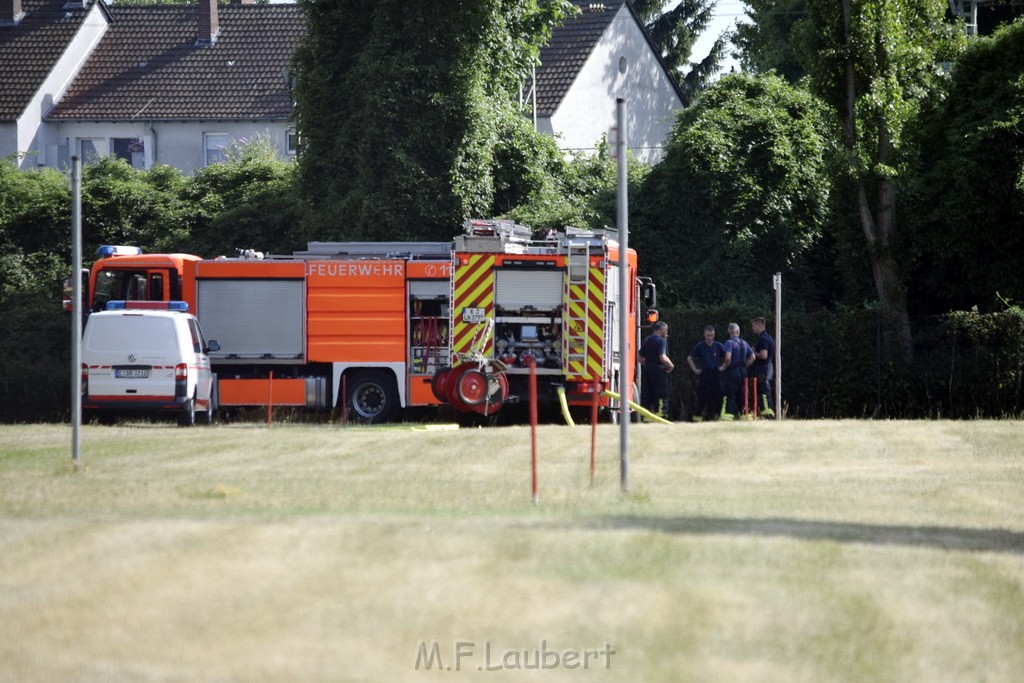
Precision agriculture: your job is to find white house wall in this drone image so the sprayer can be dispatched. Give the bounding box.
[47,120,294,174]
[17,1,107,169]
[548,5,682,164]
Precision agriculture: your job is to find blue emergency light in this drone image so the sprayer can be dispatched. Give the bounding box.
[106,300,189,312]
[97,245,143,257]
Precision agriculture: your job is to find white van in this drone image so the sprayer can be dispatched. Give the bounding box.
[82,301,219,426]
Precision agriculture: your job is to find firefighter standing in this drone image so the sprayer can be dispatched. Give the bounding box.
[721,322,754,419]
[640,321,674,418]
[751,316,776,417]
[687,325,727,422]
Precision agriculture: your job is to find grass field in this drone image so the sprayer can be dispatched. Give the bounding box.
[1,419,1023,682]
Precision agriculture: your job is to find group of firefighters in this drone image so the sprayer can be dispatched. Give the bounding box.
[639,318,776,422]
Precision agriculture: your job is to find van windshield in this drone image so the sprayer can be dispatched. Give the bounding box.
[86,316,178,354]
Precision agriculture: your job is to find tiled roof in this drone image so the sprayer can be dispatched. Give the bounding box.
[532,1,621,118]
[49,3,305,121]
[0,0,93,121]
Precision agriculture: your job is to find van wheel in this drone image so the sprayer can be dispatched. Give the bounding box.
[347,370,400,423]
[178,396,196,427]
[204,383,218,425]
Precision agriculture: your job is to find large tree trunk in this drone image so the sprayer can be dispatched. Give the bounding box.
[840,0,915,363]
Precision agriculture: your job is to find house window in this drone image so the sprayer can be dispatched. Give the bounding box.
[112,138,146,169]
[204,133,230,166]
[286,130,300,156]
[78,139,104,165]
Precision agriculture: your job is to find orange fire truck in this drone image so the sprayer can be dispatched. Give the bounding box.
[432,220,656,419]
[79,221,655,422]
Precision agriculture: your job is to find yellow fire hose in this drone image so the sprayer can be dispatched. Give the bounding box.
[555,386,575,426]
[555,387,673,426]
[601,389,673,425]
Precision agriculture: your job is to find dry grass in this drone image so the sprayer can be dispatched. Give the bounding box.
[1,420,1023,682]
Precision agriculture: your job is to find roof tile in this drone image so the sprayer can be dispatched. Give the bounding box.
[48,3,305,121]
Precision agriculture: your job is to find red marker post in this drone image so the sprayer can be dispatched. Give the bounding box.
[267,370,274,427]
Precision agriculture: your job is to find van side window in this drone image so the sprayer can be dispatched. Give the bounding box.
[188,319,204,353]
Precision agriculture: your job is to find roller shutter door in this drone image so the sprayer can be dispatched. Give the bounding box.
[495,269,563,310]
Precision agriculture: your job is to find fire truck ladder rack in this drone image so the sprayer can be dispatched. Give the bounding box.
[290,242,453,260]
[564,242,591,366]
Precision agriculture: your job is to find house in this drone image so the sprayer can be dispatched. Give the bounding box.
[529,1,685,163]
[0,0,303,172]
[1,0,682,172]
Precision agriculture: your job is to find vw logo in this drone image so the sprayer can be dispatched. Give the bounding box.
[127,354,137,363]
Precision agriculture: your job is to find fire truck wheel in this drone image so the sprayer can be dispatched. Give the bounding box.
[347,370,400,423]
[178,394,197,427]
[456,368,489,406]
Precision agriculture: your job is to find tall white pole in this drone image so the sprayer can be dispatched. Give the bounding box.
[71,156,83,467]
[773,272,782,420]
[616,98,630,493]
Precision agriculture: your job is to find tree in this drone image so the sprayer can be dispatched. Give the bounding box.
[630,0,731,104]
[81,157,188,255]
[292,0,574,243]
[908,22,1024,310]
[733,0,808,82]
[797,0,965,362]
[502,135,650,230]
[181,135,303,257]
[633,73,831,306]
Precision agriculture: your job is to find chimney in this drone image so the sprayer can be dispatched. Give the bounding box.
[1,0,25,26]
[198,0,219,45]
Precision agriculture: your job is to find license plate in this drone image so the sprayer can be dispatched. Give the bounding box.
[115,368,150,379]
[462,307,486,324]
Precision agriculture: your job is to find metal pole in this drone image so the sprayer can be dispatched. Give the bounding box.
[71,156,82,468]
[773,272,782,420]
[529,360,539,505]
[616,97,630,493]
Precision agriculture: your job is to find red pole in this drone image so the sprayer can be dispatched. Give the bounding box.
[743,377,749,417]
[529,359,538,505]
[753,377,758,419]
[590,381,599,484]
[267,370,273,427]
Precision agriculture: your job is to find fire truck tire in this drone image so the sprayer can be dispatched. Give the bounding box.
[178,394,197,427]
[347,370,400,423]
[456,368,489,406]
[431,368,452,402]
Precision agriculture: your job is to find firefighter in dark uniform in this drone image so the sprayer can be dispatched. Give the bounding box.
[687,325,726,422]
[722,322,754,419]
[751,316,775,417]
[640,321,673,418]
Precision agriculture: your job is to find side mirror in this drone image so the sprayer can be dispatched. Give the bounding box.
[206,340,221,353]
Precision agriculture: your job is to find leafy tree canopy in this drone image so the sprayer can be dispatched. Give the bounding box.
[630,0,731,104]
[908,20,1024,310]
[633,72,831,306]
[292,0,575,243]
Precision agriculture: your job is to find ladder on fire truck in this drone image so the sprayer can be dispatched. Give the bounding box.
[564,241,591,366]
